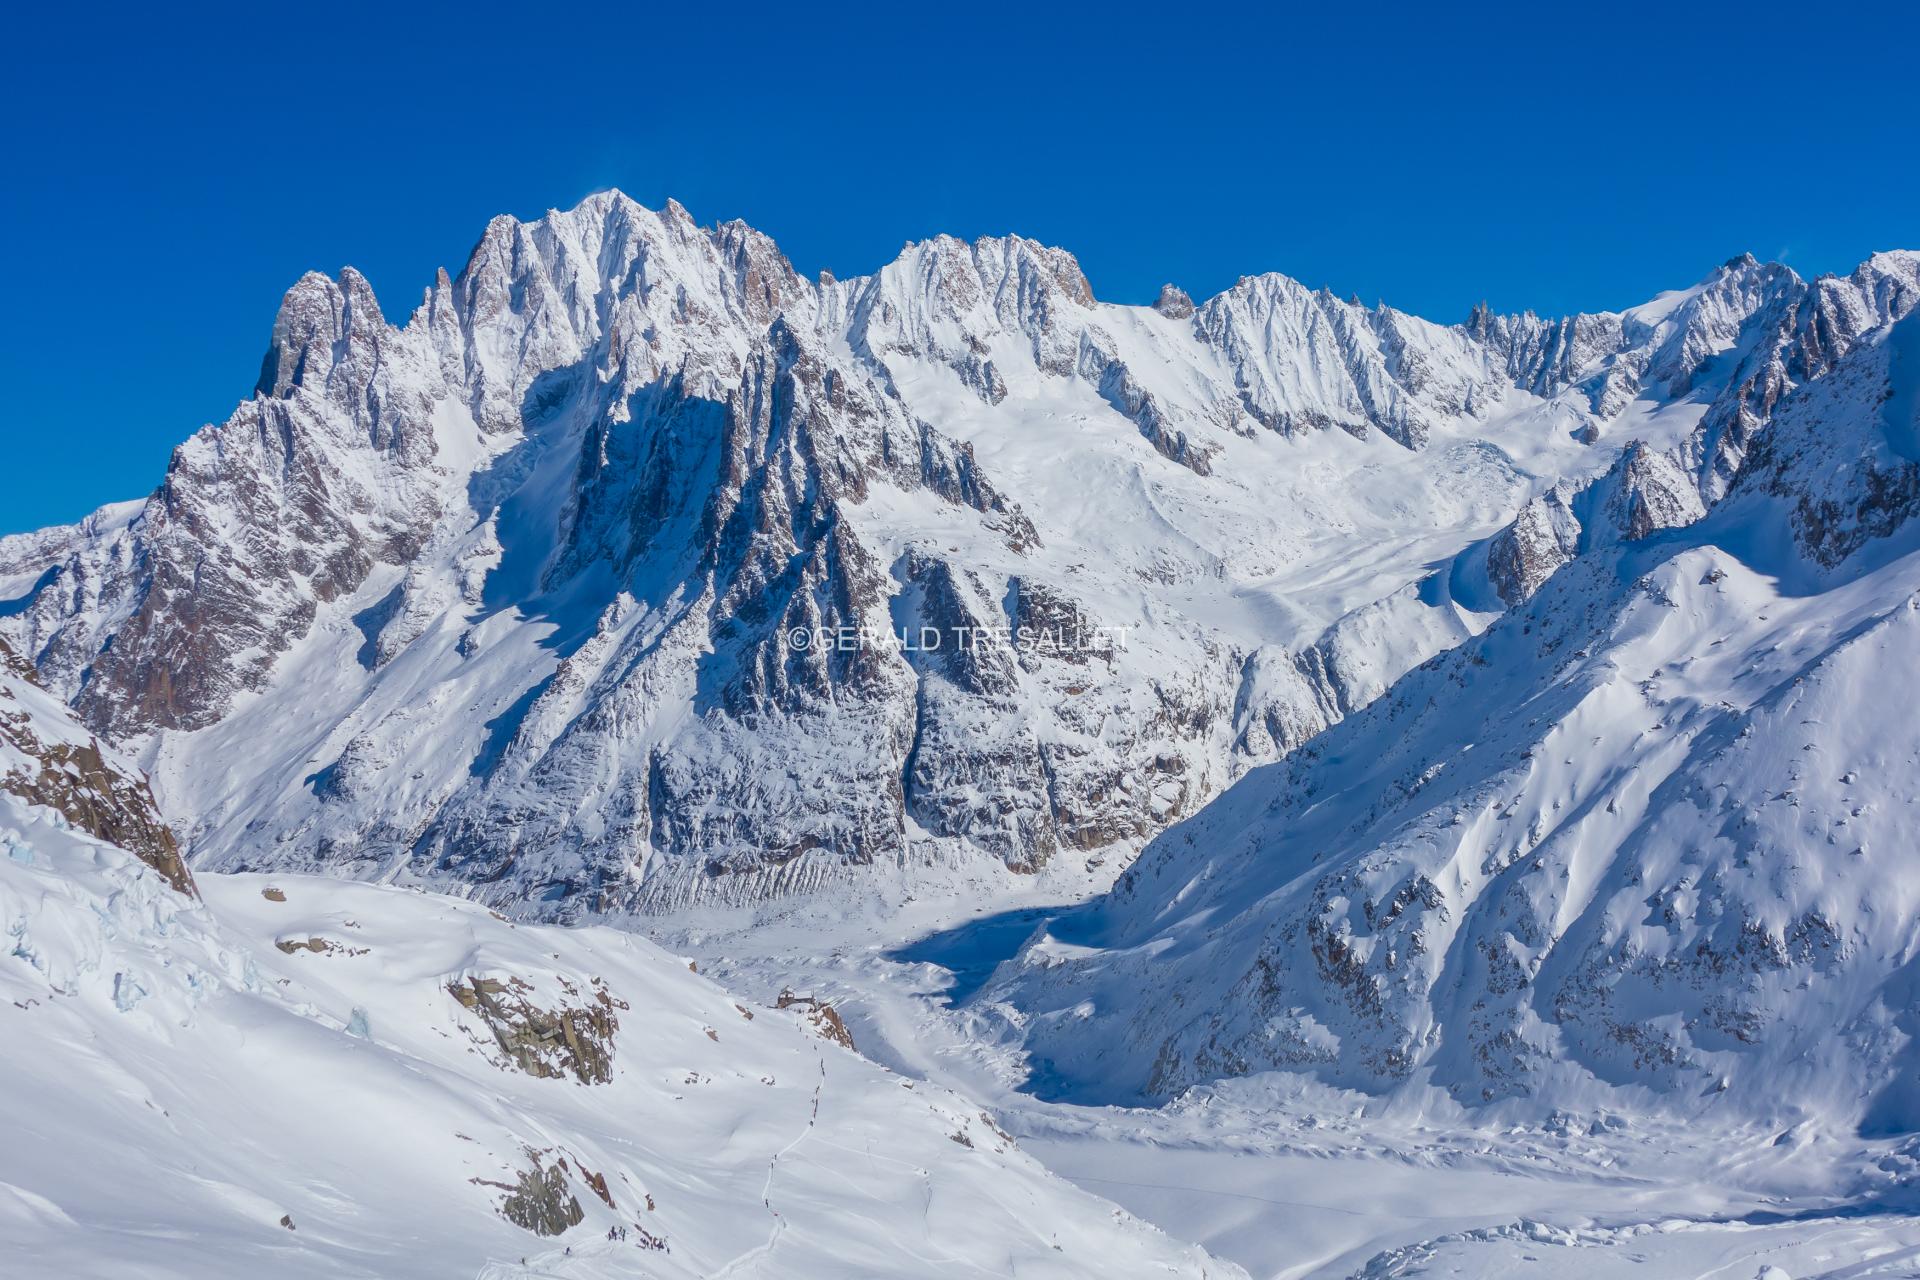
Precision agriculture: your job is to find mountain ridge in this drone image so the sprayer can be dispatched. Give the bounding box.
[2,190,1914,914]
[985,311,1920,1125]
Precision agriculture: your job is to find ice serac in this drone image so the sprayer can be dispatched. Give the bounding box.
[2,190,1914,914]
[993,316,1920,1126]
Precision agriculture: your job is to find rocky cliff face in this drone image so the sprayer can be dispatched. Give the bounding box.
[2,191,1912,913]
[991,317,1920,1125]
[1486,440,1707,606]
[1477,251,1920,606]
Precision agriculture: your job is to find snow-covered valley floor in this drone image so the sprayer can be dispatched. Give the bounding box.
[0,809,1226,1279]
[666,874,1920,1279]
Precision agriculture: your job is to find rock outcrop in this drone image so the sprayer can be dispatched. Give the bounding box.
[450,974,625,1085]
[0,638,193,895]
[1152,284,1195,320]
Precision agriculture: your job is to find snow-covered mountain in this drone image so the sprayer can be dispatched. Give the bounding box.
[986,310,1920,1127]
[2,192,1914,917]
[9,194,1920,1280]
[1,668,1232,1278]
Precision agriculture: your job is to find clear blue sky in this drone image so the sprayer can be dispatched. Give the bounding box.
[3,0,1916,535]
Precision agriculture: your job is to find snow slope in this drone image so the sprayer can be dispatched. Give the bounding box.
[988,313,1920,1128]
[0,809,1235,1277]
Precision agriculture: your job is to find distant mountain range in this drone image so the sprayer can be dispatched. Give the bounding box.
[6,193,1910,921]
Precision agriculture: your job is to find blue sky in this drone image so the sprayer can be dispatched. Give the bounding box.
[3,0,1915,535]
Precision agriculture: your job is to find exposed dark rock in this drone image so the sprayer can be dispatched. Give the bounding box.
[1487,489,1581,606]
[449,975,625,1085]
[1077,333,1217,474]
[274,936,367,957]
[1152,284,1195,320]
[0,639,195,896]
[776,988,856,1051]
[477,1151,585,1237]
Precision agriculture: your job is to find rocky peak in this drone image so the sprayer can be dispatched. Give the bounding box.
[1485,484,1582,606]
[838,231,1095,397]
[882,232,1092,325]
[1486,439,1708,606]
[1194,271,1498,447]
[1850,251,1920,313]
[1639,255,1798,399]
[1733,310,1920,566]
[1597,440,1706,541]
[1688,252,1920,502]
[254,267,390,415]
[1152,283,1195,319]
[975,233,1095,308]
